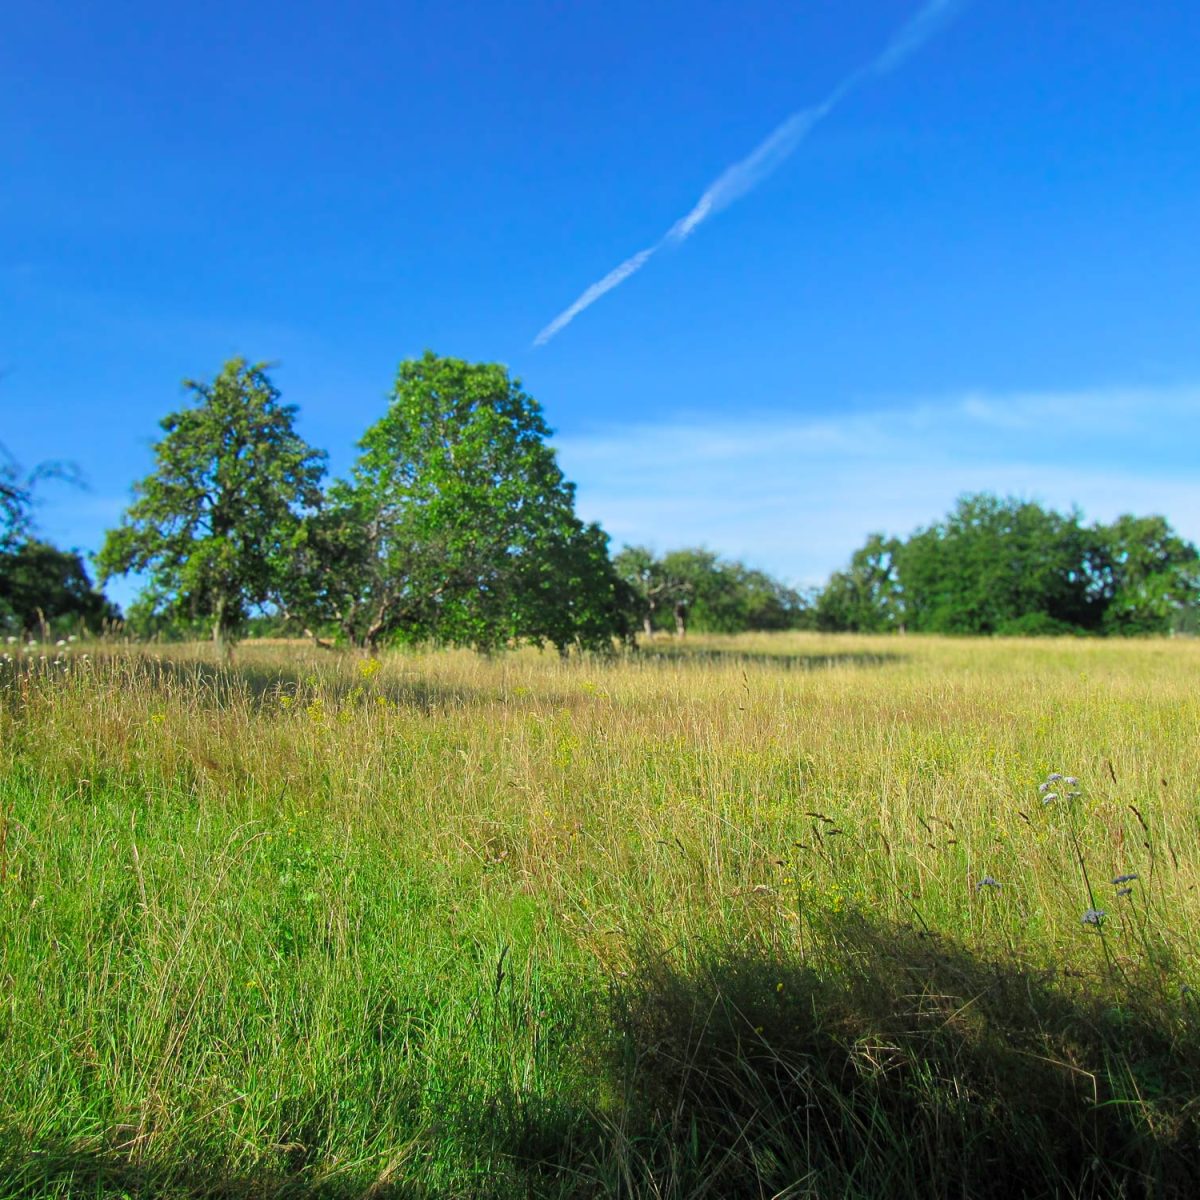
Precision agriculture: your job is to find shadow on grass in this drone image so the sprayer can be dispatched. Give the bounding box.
[596,911,1200,1199]
[4,913,1198,1199]
[0,1143,378,1200]
[636,645,905,672]
[41,649,482,714]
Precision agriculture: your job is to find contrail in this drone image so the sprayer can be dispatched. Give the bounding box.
[533,0,964,346]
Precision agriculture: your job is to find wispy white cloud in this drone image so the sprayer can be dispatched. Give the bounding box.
[531,247,657,347]
[553,383,1200,584]
[534,0,965,346]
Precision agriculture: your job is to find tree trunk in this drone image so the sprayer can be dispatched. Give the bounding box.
[642,614,654,638]
[673,600,687,638]
[363,613,388,654]
[212,595,234,659]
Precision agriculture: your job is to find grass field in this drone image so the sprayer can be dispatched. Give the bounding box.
[2,633,1199,1198]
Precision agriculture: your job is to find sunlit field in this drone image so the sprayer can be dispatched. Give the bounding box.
[3,633,1200,1198]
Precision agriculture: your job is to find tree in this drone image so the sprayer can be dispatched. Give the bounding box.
[614,545,677,637]
[815,534,904,632]
[1,443,83,554]
[616,545,810,637]
[815,495,1200,637]
[731,565,814,631]
[298,352,630,652]
[97,359,326,652]
[1093,514,1199,635]
[0,539,119,637]
[0,449,31,554]
[897,495,1103,634]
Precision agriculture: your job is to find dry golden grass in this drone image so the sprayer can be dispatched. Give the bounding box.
[2,632,1199,1197]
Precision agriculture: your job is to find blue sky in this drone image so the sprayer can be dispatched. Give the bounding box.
[3,0,1199,607]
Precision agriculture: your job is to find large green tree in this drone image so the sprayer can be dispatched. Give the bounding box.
[897,495,1103,634]
[98,359,326,652]
[298,353,630,652]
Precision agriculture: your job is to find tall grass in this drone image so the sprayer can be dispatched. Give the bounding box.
[1,633,1199,1197]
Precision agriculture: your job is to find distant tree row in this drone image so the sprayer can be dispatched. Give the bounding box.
[614,546,812,637]
[816,494,1199,636]
[5,359,1198,647]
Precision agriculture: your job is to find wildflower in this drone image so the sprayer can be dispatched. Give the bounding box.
[1116,887,1133,897]
[976,876,1003,890]
[1039,774,1064,792]
[1042,793,1058,804]
[56,639,66,647]
[1064,776,1078,785]
[1112,873,1139,885]
[1081,908,1106,926]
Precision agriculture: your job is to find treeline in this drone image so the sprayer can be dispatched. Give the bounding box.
[3,355,1198,646]
[614,546,811,636]
[816,494,1199,636]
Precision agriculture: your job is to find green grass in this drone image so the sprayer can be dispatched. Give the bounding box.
[2,633,1200,1197]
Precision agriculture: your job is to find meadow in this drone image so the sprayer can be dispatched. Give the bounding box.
[2,633,1199,1198]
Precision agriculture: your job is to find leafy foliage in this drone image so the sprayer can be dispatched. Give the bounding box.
[0,539,119,635]
[815,534,904,633]
[1094,514,1200,634]
[0,445,113,636]
[819,493,1200,635]
[297,353,632,651]
[616,545,811,636]
[0,443,84,555]
[97,360,326,649]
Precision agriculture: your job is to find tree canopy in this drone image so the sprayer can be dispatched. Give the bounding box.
[818,494,1199,636]
[0,445,114,637]
[97,359,327,651]
[0,540,119,637]
[56,359,1200,651]
[294,353,632,652]
[1,443,83,555]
